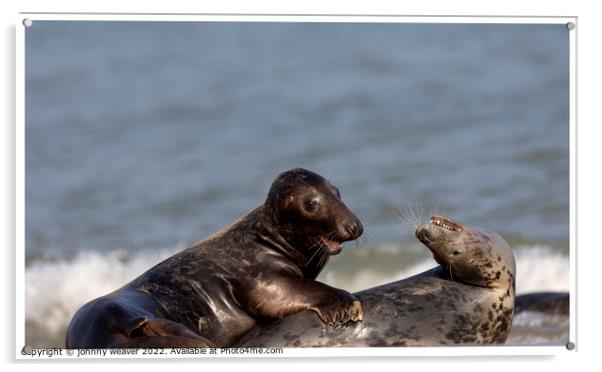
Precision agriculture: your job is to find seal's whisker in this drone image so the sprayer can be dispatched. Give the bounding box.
[325,165,332,183]
[397,204,410,222]
[313,245,330,268]
[318,251,329,269]
[406,202,417,226]
[407,206,417,226]
[414,201,422,223]
[398,220,416,236]
[413,201,423,227]
[394,210,409,233]
[352,235,362,246]
[397,215,414,234]
[306,236,326,254]
[359,221,376,238]
[361,221,378,229]
[396,202,428,236]
[358,228,373,243]
[307,238,322,250]
[355,234,369,247]
[416,201,425,226]
[307,245,325,264]
[393,208,404,222]
[411,202,418,224]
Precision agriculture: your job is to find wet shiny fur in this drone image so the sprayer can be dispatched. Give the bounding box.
[235,216,516,347]
[66,168,364,348]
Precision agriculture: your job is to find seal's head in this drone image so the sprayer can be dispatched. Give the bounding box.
[415,215,515,290]
[265,168,363,255]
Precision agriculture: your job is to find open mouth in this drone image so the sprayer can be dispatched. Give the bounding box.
[319,236,343,255]
[429,216,463,232]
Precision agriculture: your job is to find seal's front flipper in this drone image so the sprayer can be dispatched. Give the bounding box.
[111,314,149,336]
[137,318,204,339]
[106,303,200,338]
[113,314,198,338]
[136,319,217,348]
[111,313,216,347]
[310,292,364,327]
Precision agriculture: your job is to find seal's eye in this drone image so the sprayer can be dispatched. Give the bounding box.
[304,199,320,212]
[452,250,462,256]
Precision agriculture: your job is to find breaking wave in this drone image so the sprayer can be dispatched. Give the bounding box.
[24,243,569,348]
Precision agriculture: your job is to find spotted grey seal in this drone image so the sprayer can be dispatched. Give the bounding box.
[66,168,364,348]
[235,215,516,347]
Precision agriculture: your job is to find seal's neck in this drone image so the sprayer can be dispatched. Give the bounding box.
[256,206,328,279]
[487,281,515,343]
[494,269,515,311]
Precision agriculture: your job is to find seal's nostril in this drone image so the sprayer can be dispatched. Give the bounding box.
[345,223,354,236]
[346,221,363,238]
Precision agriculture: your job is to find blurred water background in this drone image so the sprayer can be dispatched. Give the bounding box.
[24,21,570,348]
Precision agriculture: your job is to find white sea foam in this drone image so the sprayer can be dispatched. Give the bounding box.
[391,245,570,295]
[323,244,570,295]
[24,244,569,347]
[511,245,570,294]
[321,257,437,293]
[25,248,178,342]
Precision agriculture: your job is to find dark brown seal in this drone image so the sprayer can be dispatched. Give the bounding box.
[65,168,364,348]
[235,215,516,347]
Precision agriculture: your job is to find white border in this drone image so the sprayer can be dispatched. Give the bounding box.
[18,13,574,24]
[14,13,577,359]
[568,17,577,352]
[18,346,568,359]
[15,14,26,360]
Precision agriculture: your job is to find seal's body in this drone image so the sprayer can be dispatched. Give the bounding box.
[66,168,364,348]
[236,216,516,347]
